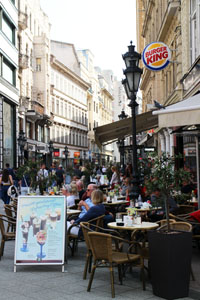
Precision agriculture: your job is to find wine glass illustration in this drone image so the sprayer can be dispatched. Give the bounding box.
[36,230,47,260]
[20,222,30,252]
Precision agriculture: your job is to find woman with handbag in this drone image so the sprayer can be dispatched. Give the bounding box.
[0,169,13,204]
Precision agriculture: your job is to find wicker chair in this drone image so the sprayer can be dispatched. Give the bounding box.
[4,205,16,233]
[0,214,16,260]
[169,213,200,250]
[80,222,122,280]
[67,214,105,256]
[87,231,145,298]
[156,218,176,227]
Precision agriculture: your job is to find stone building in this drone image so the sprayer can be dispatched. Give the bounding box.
[18,0,52,164]
[50,41,89,166]
[78,50,115,165]
[0,0,18,168]
[136,0,200,172]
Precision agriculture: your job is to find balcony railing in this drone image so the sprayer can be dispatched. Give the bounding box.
[30,100,44,115]
[18,11,28,30]
[19,54,29,69]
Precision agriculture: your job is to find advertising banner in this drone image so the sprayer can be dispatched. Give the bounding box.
[14,196,66,266]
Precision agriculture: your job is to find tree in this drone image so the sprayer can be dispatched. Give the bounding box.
[141,153,191,231]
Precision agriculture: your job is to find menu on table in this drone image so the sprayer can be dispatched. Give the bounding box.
[14,196,66,266]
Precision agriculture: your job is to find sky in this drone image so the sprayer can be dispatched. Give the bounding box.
[40,0,137,80]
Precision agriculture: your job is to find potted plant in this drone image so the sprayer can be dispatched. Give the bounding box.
[142,153,193,300]
[17,160,56,195]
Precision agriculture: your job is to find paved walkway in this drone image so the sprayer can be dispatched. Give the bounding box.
[0,201,199,300]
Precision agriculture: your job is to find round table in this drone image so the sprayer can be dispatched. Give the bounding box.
[108,221,159,231]
[104,200,128,206]
[67,209,81,216]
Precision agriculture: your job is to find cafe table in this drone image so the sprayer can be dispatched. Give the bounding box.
[104,200,128,206]
[67,209,81,216]
[108,221,159,231]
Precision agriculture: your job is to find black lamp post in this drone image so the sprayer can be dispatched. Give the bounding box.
[18,130,27,166]
[83,150,86,164]
[48,140,54,167]
[122,41,142,199]
[118,110,128,172]
[64,145,69,170]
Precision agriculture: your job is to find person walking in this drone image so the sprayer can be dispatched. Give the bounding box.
[0,169,13,204]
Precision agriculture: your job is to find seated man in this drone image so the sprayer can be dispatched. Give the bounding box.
[77,184,98,218]
[149,188,178,221]
[67,189,105,235]
[76,180,86,200]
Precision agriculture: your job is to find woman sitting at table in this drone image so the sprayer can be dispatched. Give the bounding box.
[62,183,78,207]
[67,189,105,236]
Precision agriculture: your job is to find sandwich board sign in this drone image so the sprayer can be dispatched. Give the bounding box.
[14,196,66,272]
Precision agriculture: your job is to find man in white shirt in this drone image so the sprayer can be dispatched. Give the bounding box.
[38,163,48,179]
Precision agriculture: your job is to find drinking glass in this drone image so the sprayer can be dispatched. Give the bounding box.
[116,213,122,223]
[36,230,47,260]
[20,222,30,252]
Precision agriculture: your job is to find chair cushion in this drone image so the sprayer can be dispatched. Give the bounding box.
[190,210,200,223]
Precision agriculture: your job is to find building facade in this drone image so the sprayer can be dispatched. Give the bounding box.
[18,0,52,165]
[0,0,18,168]
[50,41,89,167]
[136,0,200,172]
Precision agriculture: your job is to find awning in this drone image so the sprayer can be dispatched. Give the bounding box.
[153,93,200,128]
[94,111,158,148]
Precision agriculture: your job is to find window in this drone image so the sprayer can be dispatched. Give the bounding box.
[38,125,44,142]
[56,99,59,115]
[51,97,55,113]
[61,128,64,143]
[65,103,67,118]
[61,101,63,116]
[76,133,78,145]
[36,58,41,71]
[56,127,60,142]
[1,12,15,45]
[26,122,32,139]
[190,0,200,64]
[2,57,16,86]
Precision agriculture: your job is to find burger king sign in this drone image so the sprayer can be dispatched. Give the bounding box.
[142,42,171,71]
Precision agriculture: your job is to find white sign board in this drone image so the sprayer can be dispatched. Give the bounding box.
[14,196,66,267]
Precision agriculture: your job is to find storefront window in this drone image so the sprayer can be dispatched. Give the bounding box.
[3,101,14,167]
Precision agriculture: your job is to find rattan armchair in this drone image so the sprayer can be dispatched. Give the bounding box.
[87,231,145,298]
[80,221,122,280]
[0,214,16,260]
[67,214,105,256]
[4,205,16,233]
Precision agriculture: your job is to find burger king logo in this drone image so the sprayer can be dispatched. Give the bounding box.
[142,42,171,71]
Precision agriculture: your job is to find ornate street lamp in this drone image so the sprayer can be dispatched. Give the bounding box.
[122,41,142,199]
[18,130,27,166]
[48,140,54,166]
[64,145,69,170]
[118,110,128,172]
[83,150,86,164]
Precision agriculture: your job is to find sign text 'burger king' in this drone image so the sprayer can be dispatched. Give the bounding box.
[142,42,171,71]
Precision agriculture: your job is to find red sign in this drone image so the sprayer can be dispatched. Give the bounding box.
[74,152,80,158]
[53,149,60,157]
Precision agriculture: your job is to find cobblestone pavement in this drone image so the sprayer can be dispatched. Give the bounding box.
[0,201,199,300]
